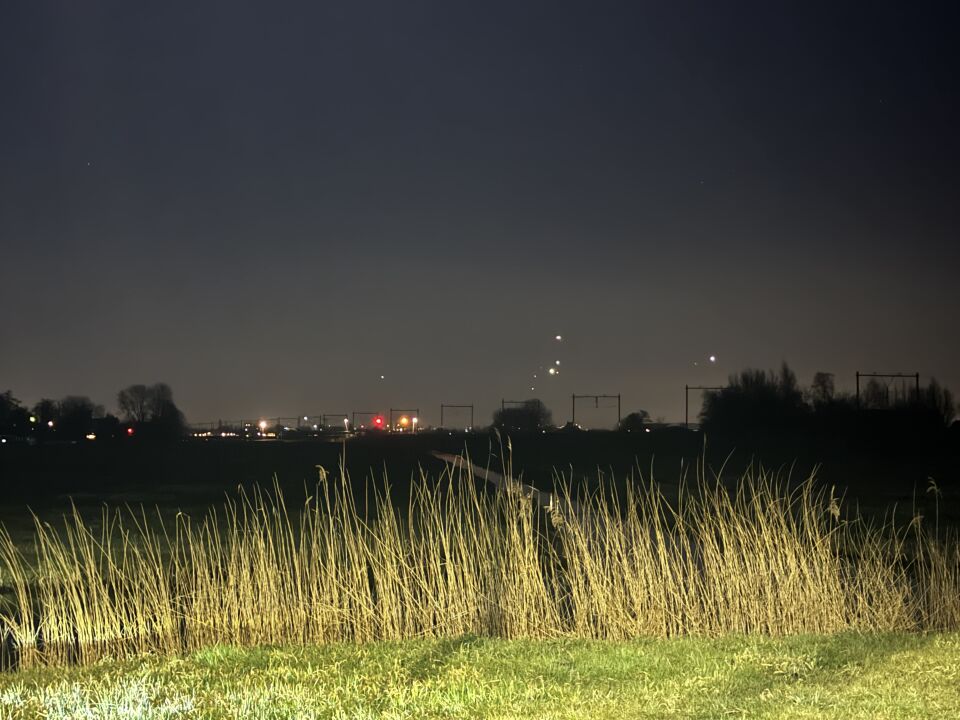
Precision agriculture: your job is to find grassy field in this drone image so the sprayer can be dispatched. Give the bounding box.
[0,443,958,718]
[2,633,958,719]
[1,454,959,670]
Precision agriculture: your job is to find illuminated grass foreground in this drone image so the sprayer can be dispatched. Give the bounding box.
[3,635,959,719]
[1,456,958,670]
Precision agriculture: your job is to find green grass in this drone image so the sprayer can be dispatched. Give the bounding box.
[1,634,958,719]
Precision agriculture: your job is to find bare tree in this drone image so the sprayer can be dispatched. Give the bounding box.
[810,372,835,406]
[147,382,175,419]
[923,378,956,425]
[118,382,186,438]
[117,384,151,422]
[862,378,889,409]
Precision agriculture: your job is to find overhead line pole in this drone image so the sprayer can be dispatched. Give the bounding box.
[855,371,920,409]
[351,411,378,429]
[321,414,349,428]
[571,394,621,428]
[440,404,474,429]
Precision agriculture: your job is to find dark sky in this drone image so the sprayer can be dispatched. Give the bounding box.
[2,1,958,427]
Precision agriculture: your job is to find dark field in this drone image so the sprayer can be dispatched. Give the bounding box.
[2,427,958,678]
[1,428,958,529]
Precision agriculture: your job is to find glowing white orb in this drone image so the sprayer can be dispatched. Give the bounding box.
[555,335,562,341]
[548,368,557,375]
[709,355,716,363]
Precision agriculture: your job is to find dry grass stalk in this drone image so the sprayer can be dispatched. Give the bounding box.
[1,458,957,669]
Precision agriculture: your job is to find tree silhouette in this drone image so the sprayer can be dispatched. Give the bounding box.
[118,382,186,439]
[32,399,59,427]
[493,399,552,432]
[618,410,650,432]
[57,396,103,440]
[117,384,151,423]
[0,390,29,435]
[810,372,835,406]
[700,362,809,435]
[922,378,955,425]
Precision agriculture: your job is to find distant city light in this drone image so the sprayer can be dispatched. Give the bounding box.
[303,416,309,421]
[548,368,557,375]
[555,360,560,366]
[399,416,410,427]
[555,335,562,341]
[127,427,135,436]
[1,439,6,444]
[709,355,717,363]
[259,420,268,430]
[29,416,36,423]
[85,433,96,440]
[47,420,54,428]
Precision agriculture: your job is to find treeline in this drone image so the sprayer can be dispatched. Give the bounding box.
[489,365,955,441]
[699,364,956,440]
[0,383,185,443]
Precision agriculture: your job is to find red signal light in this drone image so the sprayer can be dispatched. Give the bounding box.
[373,416,384,428]
[127,427,135,436]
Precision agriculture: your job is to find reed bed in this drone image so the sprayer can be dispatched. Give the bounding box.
[1,458,957,669]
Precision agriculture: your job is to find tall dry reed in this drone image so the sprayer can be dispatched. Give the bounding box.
[0,458,957,669]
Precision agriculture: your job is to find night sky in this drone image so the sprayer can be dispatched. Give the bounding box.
[2,1,958,427]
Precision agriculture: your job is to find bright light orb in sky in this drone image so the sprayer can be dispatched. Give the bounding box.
[548,367,557,375]
[555,335,562,341]
[709,355,716,363]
